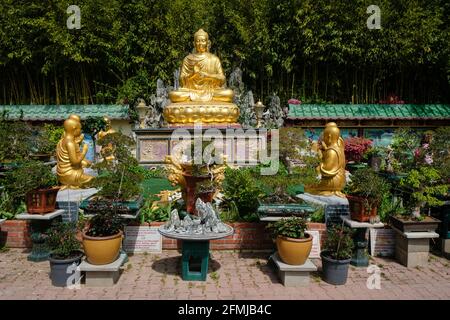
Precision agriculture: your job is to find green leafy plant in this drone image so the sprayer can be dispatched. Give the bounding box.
[0,112,32,162]
[33,124,64,155]
[390,128,422,172]
[266,216,308,239]
[308,206,325,223]
[85,199,125,237]
[222,167,264,221]
[346,167,391,213]
[140,199,172,223]
[45,221,82,259]
[91,132,144,200]
[322,224,354,260]
[399,166,448,218]
[428,126,450,182]
[0,190,16,220]
[5,161,57,209]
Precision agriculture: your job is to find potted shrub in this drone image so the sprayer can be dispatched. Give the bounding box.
[390,166,446,232]
[320,224,354,285]
[46,221,83,287]
[7,160,58,214]
[266,216,313,265]
[344,136,372,166]
[82,132,144,264]
[346,167,391,222]
[82,199,125,265]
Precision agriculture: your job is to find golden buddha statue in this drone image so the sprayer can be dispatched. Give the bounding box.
[164,29,239,124]
[56,115,94,189]
[97,117,116,162]
[305,122,346,198]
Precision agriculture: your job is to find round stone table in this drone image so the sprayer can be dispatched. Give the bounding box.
[159,225,234,281]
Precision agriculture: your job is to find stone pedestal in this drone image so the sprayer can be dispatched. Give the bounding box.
[79,253,127,287]
[393,227,439,267]
[341,215,384,267]
[297,193,350,227]
[56,188,98,222]
[16,210,64,262]
[270,253,317,287]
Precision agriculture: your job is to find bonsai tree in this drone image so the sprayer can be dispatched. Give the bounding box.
[266,216,312,265]
[390,128,422,172]
[222,167,264,221]
[91,132,144,201]
[346,167,391,222]
[344,136,372,163]
[399,166,448,219]
[320,224,354,285]
[46,221,82,260]
[45,221,84,287]
[266,216,308,240]
[5,160,58,213]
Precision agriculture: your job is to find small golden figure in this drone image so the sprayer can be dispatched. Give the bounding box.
[306,122,346,198]
[56,115,93,189]
[97,117,116,162]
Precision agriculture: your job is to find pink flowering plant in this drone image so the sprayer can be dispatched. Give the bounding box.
[344,137,373,163]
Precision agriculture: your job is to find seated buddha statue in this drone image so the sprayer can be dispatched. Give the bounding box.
[56,116,93,189]
[164,29,239,124]
[305,122,346,198]
[97,117,116,162]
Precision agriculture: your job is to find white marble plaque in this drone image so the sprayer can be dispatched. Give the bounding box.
[123,226,162,253]
[305,230,321,259]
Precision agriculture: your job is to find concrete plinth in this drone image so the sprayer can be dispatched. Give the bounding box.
[393,227,439,267]
[298,193,350,227]
[56,188,98,222]
[79,253,127,287]
[270,253,317,287]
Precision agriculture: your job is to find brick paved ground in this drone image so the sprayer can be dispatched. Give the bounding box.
[0,249,449,300]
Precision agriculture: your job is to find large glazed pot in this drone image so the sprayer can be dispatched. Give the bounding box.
[320,251,351,285]
[82,231,123,265]
[276,233,313,265]
[48,251,83,287]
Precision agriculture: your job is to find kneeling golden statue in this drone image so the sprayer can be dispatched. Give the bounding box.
[56,115,93,189]
[164,29,239,124]
[305,122,346,198]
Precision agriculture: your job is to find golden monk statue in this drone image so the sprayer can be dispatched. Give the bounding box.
[306,122,346,198]
[97,117,116,162]
[164,29,239,124]
[56,115,93,189]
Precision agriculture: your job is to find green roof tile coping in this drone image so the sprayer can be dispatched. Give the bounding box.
[0,105,130,121]
[287,104,450,120]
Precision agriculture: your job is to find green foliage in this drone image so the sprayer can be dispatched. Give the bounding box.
[308,206,325,223]
[399,166,448,209]
[85,199,125,237]
[5,161,57,209]
[0,1,449,105]
[140,200,172,223]
[390,128,422,172]
[222,167,264,221]
[429,126,450,181]
[378,195,406,222]
[0,113,32,162]
[91,132,143,200]
[266,216,308,239]
[45,221,82,259]
[346,167,391,212]
[0,191,16,220]
[82,117,107,140]
[323,224,354,260]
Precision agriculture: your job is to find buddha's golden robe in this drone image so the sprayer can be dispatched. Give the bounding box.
[173,52,231,102]
[56,138,92,189]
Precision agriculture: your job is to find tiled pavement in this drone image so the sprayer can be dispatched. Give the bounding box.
[0,249,449,300]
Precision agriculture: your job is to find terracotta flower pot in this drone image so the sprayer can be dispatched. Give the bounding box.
[347,195,378,222]
[276,233,313,265]
[82,231,123,265]
[25,187,59,214]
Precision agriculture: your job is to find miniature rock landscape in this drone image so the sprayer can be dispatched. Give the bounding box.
[0,0,449,302]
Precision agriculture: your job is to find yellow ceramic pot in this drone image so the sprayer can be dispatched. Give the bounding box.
[276,234,313,265]
[82,231,123,265]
